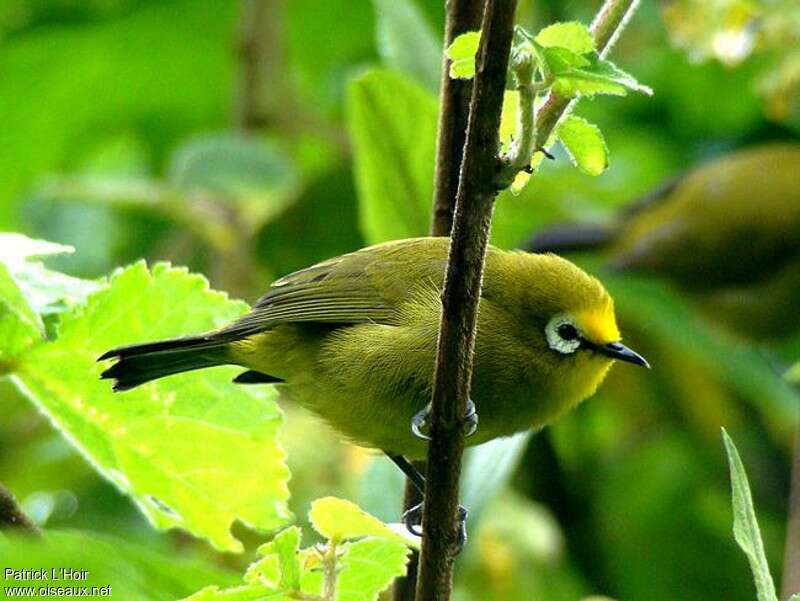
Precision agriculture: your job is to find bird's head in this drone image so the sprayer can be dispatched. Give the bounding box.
[496,251,649,372]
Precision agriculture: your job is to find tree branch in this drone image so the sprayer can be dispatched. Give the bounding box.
[0,481,40,537]
[396,5,485,601]
[430,0,486,238]
[415,1,517,599]
[415,1,642,599]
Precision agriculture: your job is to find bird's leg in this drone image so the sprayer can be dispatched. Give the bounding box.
[410,399,478,440]
[384,452,469,551]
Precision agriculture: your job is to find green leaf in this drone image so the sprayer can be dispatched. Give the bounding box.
[347,68,436,244]
[14,262,291,552]
[310,497,415,546]
[557,115,609,176]
[547,53,653,98]
[0,530,238,600]
[0,262,42,364]
[0,233,102,320]
[785,361,800,383]
[169,135,298,228]
[336,538,409,601]
[372,0,441,90]
[721,429,778,601]
[446,30,481,79]
[253,527,303,592]
[499,90,520,153]
[534,21,595,55]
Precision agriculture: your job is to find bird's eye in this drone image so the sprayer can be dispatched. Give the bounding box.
[545,315,582,355]
[557,323,579,341]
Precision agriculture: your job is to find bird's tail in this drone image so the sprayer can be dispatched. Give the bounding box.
[98,335,230,391]
[524,223,616,254]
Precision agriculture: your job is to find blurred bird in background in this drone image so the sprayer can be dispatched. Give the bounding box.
[527,143,800,341]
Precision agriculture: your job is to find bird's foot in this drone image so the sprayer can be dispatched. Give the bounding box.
[402,502,469,552]
[410,399,479,440]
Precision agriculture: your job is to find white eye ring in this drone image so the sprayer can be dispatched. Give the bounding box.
[546,315,582,354]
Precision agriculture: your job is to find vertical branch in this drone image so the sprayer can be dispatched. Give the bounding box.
[235,0,287,132]
[396,4,485,601]
[416,1,518,599]
[0,481,40,537]
[430,0,486,237]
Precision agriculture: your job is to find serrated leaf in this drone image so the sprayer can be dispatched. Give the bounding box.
[310,497,414,546]
[14,262,291,552]
[557,115,609,175]
[336,538,409,601]
[446,31,481,79]
[347,69,436,244]
[535,21,595,55]
[372,0,440,90]
[722,429,778,601]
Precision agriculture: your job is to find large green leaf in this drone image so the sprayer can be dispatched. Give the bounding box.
[0,261,41,363]
[0,530,238,600]
[372,0,441,90]
[722,429,778,601]
[336,537,409,601]
[347,68,437,244]
[13,262,290,552]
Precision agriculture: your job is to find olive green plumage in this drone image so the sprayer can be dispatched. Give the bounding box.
[101,237,643,458]
[529,143,800,339]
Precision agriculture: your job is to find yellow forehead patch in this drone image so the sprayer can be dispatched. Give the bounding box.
[575,298,619,344]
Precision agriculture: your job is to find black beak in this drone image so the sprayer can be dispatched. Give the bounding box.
[587,341,650,368]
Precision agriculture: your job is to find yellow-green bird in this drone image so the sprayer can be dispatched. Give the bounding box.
[100,237,647,462]
[528,143,800,339]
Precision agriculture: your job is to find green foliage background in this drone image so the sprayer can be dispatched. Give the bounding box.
[0,1,799,600]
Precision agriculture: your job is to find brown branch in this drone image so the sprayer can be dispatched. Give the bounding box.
[415,1,517,599]
[396,5,485,601]
[0,481,40,537]
[430,0,486,238]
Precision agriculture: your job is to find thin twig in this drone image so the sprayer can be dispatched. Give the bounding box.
[415,1,518,599]
[0,481,40,537]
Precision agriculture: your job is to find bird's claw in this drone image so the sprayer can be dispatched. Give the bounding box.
[410,400,479,440]
[463,399,478,437]
[402,502,469,552]
[411,404,432,440]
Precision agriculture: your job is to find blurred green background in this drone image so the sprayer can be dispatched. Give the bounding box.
[1,1,799,600]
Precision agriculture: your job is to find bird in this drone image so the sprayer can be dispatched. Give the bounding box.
[99,236,647,541]
[526,143,800,340]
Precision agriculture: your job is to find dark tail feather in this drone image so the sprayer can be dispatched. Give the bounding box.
[524,223,616,254]
[99,335,229,391]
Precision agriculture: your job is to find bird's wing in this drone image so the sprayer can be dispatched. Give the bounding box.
[215,238,449,340]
